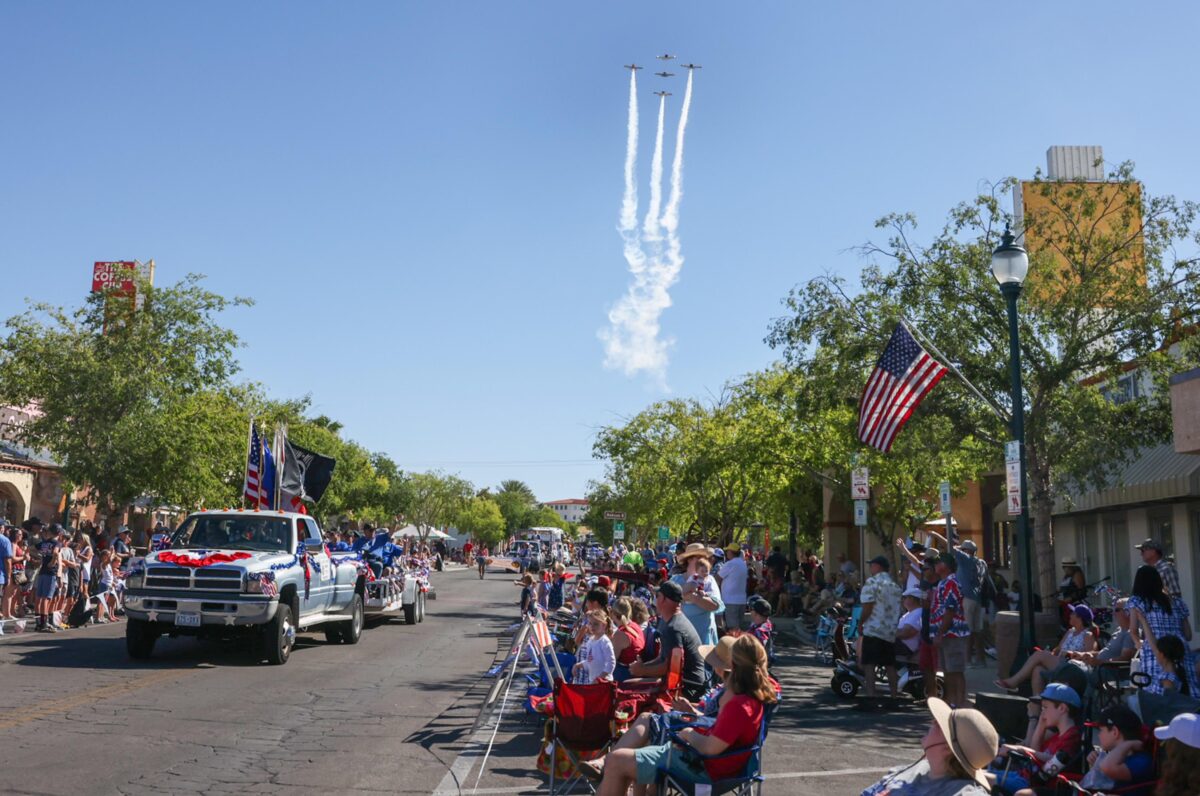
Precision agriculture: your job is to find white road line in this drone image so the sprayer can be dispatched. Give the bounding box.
[767,767,891,779]
[432,718,496,795]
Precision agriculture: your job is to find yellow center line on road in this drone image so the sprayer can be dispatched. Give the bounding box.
[0,668,189,732]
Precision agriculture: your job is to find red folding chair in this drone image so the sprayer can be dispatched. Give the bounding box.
[546,679,618,795]
[618,647,683,716]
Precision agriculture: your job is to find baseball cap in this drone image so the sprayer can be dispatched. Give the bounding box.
[960,539,977,552]
[868,555,890,571]
[1033,683,1081,709]
[903,586,924,599]
[1086,705,1142,738]
[596,576,612,589]
[1154,712,1200,749]
[1134,538,1163,553]
[657,580,683,602]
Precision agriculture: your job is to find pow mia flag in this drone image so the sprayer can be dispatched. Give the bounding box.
[280,440,336,505]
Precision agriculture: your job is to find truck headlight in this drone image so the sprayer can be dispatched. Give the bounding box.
[126,572,144,589]
[245,577,264,594]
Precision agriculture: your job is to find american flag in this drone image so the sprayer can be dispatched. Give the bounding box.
[857,323,947,452]
[244,422,266,507]
[532,619,554,650]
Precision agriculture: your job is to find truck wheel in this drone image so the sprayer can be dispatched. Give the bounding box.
[417,592,425,623]
[338,594,364,645]
[403,601,416,625]
[264,603,295,665]
[126,618,158,660]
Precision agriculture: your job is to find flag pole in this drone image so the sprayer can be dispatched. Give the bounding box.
[274,423,287,512]
[901,316,1011,425]
[243,417,255,509]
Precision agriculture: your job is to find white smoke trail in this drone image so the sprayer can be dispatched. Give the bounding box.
[601,71,695,387]
[642,96,667,245]
[618,69,640,237]
[661,69,693,236]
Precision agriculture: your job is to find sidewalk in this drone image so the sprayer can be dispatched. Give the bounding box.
[786,616,1003,702]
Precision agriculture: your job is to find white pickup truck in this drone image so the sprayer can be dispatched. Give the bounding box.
[123,510,368,664]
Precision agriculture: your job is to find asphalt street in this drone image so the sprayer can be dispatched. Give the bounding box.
[0,567,930,795]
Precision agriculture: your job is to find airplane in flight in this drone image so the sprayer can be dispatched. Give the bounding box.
[653,90,672,97]
[623,64,643,70]
[681,63,702,70]
[654,71,674,78]
[656,53,676,60]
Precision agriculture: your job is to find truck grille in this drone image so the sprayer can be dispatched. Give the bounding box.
[144,566,243,592]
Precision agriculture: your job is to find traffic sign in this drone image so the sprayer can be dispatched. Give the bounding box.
[604,511,626,520]
[613,528,625,540]
[851,468,870,500]
[939,481,952,515]
[657,526,670,541]
[1005,440,1022,513]
[854,500,868,527]
[613,521,625,533]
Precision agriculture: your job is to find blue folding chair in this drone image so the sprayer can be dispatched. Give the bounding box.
[655,699,778,796]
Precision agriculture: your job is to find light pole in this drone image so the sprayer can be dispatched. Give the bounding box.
[991,224,1036,665]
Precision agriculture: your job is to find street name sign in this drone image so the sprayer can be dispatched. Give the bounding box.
[604,511,626,520]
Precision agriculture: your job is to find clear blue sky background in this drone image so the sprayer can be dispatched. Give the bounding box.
[3,3,1199,502]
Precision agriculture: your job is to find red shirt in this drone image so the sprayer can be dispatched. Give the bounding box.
[698,694,764,780]
[1042,724,1081,760]
[616,621,645,665]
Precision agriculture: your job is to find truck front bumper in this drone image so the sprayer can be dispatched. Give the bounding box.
[124,590,278,627]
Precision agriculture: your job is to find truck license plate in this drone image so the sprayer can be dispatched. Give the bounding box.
[175,612,201,627]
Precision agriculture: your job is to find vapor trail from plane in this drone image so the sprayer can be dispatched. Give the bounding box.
[618,69,640,238]
[661,69,693,237]
[601,71,696,387]
[643,95,667,245]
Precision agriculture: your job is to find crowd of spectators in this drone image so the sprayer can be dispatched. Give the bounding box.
[0,515,139,632]
[523,539,782,793]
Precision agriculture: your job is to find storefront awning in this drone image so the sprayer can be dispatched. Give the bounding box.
[994,443,1200,519]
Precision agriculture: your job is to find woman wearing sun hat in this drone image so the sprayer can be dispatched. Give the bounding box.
[860,698,999,795]
[669,543,725,647]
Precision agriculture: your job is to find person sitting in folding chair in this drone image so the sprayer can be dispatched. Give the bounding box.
[596,635,777,796]
[861,698,999,795]
[626,581,707,701]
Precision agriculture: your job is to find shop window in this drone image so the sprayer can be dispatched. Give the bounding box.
[1105,513,1131,592]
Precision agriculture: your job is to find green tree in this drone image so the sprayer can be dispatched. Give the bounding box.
[495,479,538,534]
[768,164,1200,596]
[456,496,507,549]
[0,274,251,518]
[405,471,473,541]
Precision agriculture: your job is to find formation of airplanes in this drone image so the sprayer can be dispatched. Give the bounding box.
[623,58,702,95]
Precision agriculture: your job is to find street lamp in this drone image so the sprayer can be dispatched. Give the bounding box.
[991,224,1036,668]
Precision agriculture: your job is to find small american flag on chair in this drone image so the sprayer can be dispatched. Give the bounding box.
[532,619,554,650]
[857,322,947,452]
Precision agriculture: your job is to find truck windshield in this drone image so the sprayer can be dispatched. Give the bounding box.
[170,515,292,553]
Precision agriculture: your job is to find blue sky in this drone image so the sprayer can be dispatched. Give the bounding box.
[3,3,1199,502]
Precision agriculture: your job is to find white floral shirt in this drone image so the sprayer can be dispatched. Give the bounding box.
[860,571,903,642]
